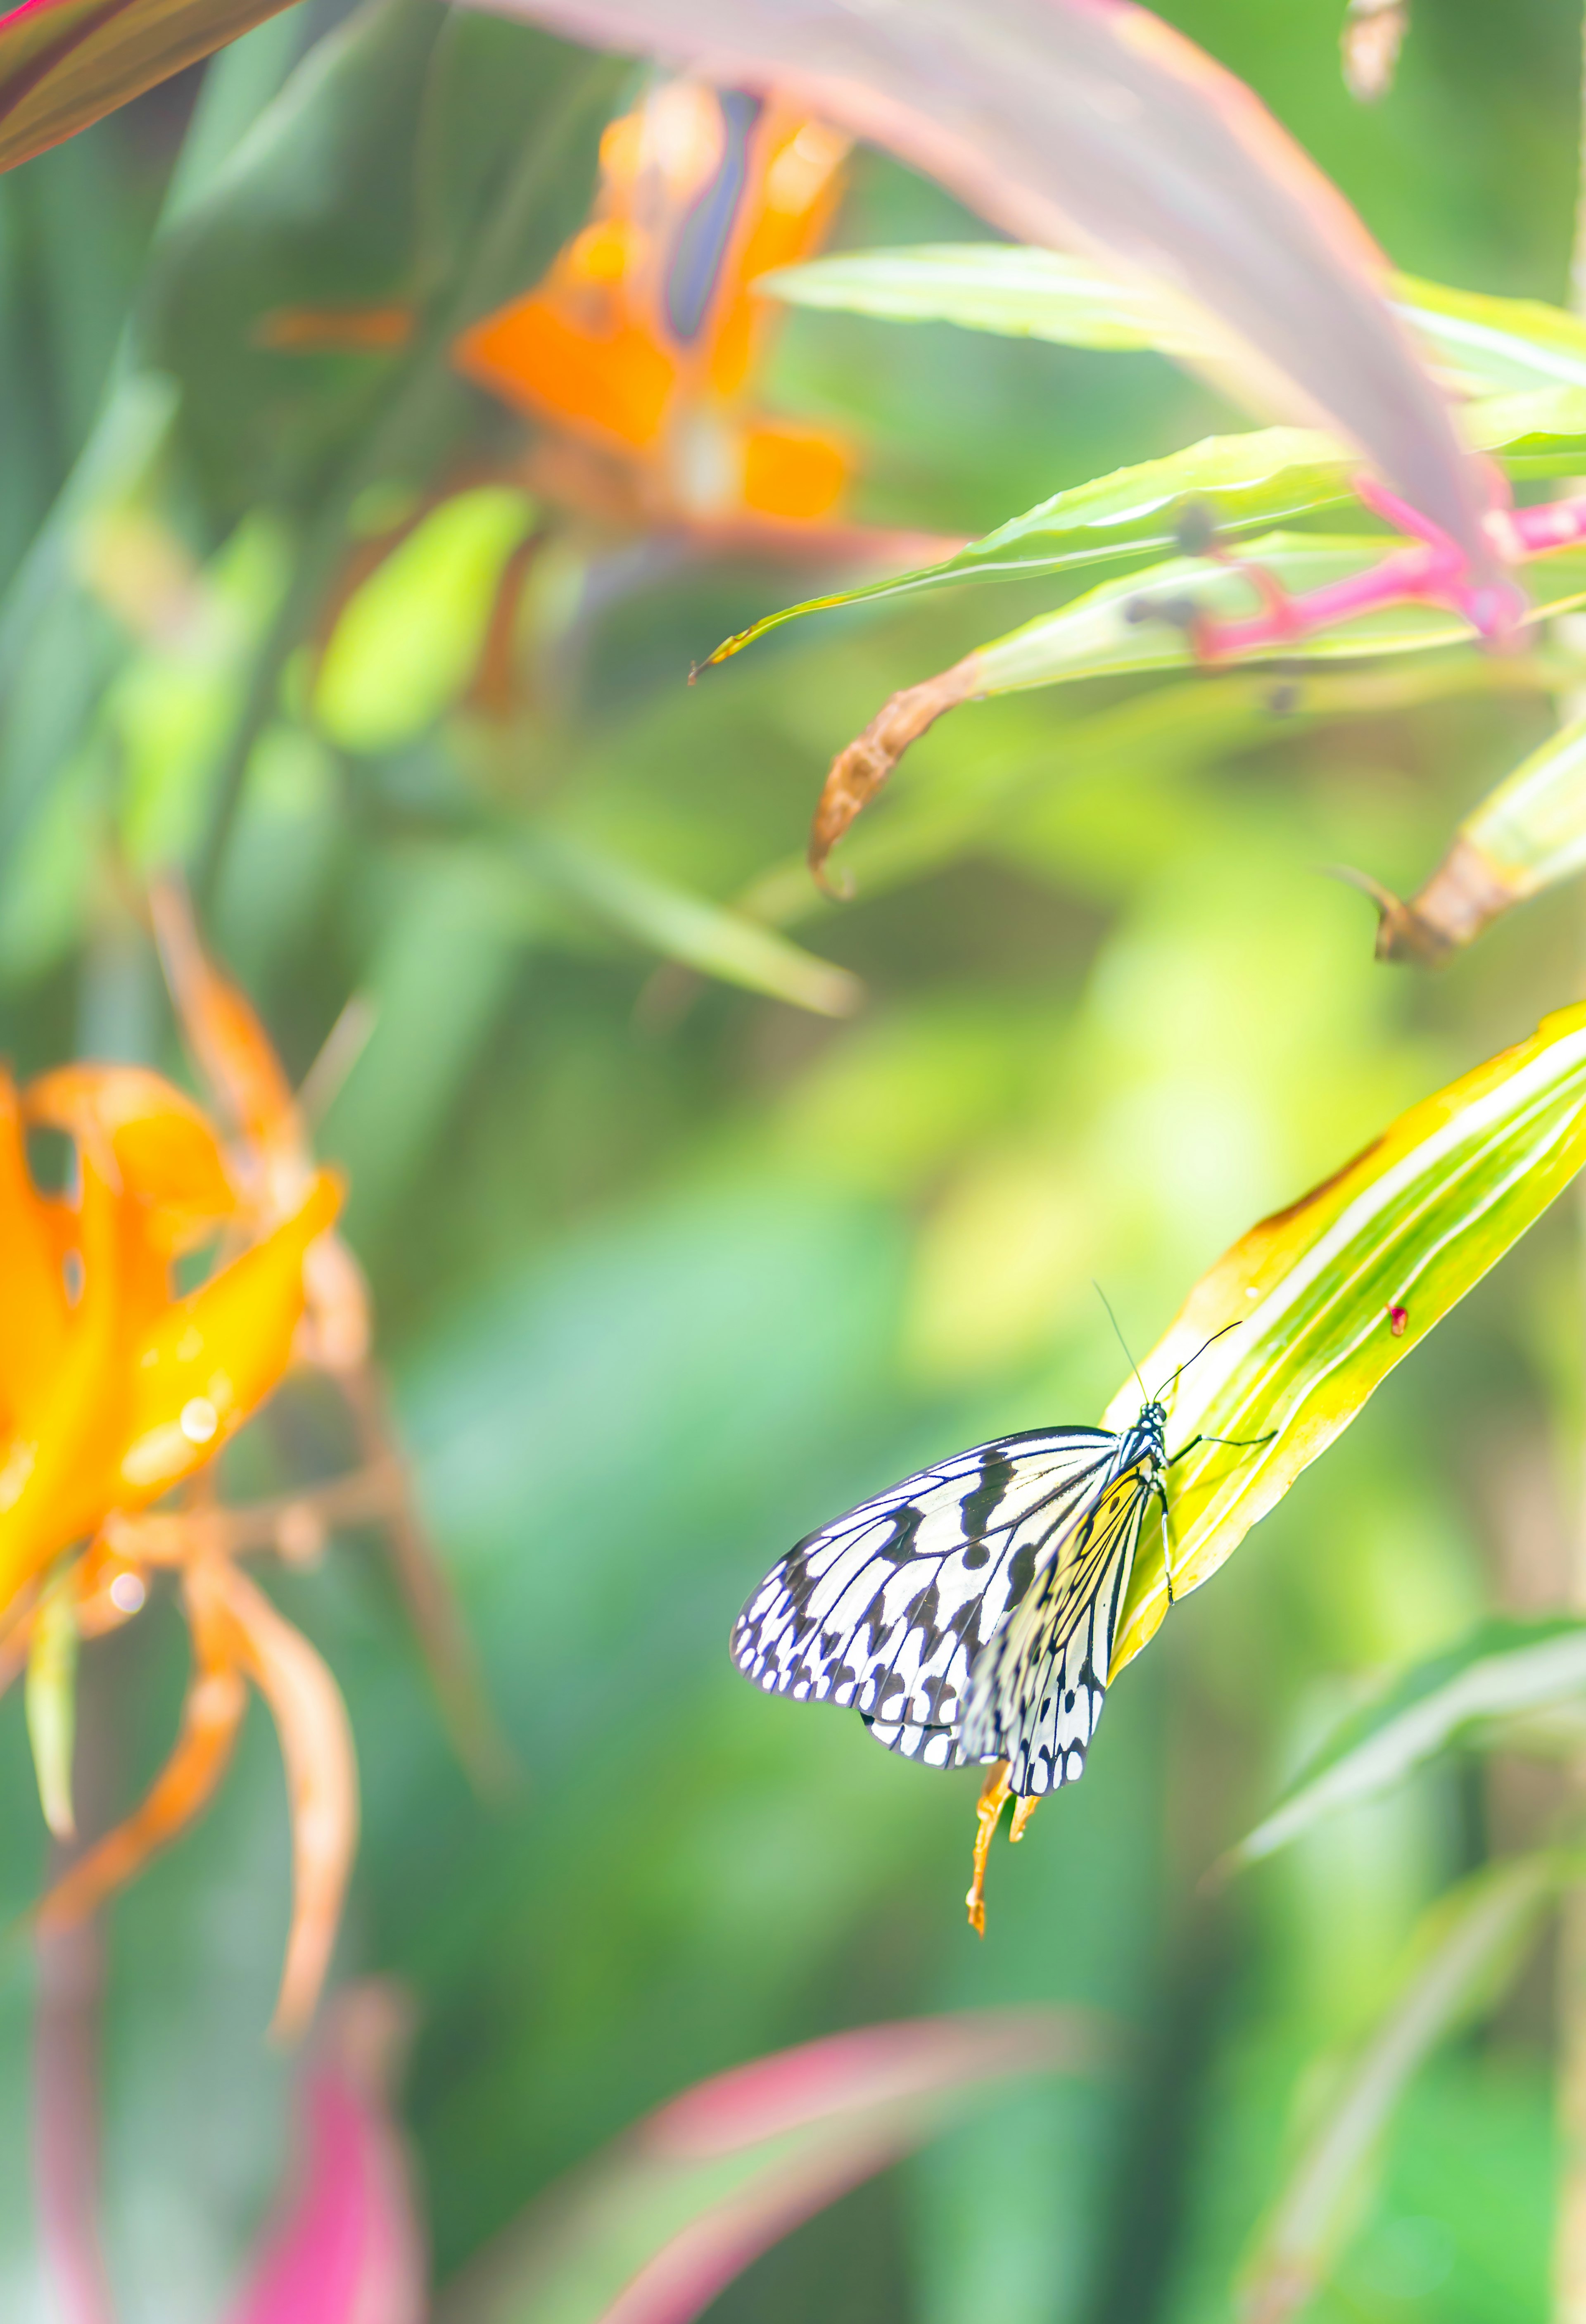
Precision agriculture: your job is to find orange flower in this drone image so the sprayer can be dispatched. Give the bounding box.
[0,1062,339,1611]
[453,82,855,530]
[17,885,500,2039]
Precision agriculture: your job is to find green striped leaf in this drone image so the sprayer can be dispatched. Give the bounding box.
[1101,1001,1586,1673]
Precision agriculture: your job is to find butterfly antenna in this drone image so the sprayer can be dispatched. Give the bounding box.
[1158,1318,1243,1401]
[1093,1281,1150,1411]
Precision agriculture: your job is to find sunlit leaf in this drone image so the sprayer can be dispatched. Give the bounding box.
[1227,1618,1586,1872]
[705,390,1586,666]
[1349,709,1586,963]
[0,0,300,178]
[765,243,1586,399]
[475,0,1494,578]
[447,2009,1100,2324]
[313,488,539,754]
[1236,1856,1562,2324]
[1097,999,1586,1673]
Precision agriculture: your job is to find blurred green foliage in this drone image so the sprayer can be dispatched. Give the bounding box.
[0,0,1582,2319]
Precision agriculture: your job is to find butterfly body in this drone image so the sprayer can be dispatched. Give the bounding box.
[731,1399,1169,1797]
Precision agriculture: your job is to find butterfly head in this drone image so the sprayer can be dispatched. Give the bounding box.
[1124,1398,1168,1476]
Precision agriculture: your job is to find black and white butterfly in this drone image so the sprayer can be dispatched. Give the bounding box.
[731,1398,1175,1798]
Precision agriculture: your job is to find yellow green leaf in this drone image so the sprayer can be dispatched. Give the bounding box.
[26,1573,79,1840]
[1102,1000,1586,1674]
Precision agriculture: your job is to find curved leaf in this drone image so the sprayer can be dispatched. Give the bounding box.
[706,388,1586,666]
[1230,1618,1586,1871]
[445,2009,1101,2324]
[473,0,1494,577]
[1098,999,1586,1673]
[766,242,1586,399]
[1237,1856,1561,2324]
[798,536,1586,875]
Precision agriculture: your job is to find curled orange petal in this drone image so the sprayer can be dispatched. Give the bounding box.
[25,1065,237,1253]
[214,1561,359,2040]
[35,1571,246,1934]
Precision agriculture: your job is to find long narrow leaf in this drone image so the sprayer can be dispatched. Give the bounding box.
[766,244,1586,399]
[444,2010,1099,2324]
[705,389,1586,665]
[518,828,863,1017]
[1230,1619,1586,1871]
[1237,1857,1561,2324]
[1099,1000,1586,1674]
[473,0,1493,577]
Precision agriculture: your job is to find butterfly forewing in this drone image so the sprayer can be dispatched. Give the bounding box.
[731,1426,1121,1745]
[961,1431,1163,1795]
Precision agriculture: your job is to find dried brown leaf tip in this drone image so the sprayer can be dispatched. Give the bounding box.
[809,655,982,889]
[1329,843,1519,966]
[1342,0,1408,102]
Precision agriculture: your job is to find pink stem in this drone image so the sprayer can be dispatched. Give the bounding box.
[1178,476,1586,664]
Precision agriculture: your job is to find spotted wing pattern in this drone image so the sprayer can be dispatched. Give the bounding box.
[960,1459,1160,1796]
[731,1427,1122,1759]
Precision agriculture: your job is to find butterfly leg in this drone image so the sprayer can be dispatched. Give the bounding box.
[966,1759,1011,1937]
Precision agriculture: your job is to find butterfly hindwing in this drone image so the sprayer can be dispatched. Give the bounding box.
[960,1447,1162,1795]
[730,1426,1122,1747]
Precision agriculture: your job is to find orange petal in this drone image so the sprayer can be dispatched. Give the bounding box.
[0,1150,139,1602]
[0,1071,70,1419]
[119,1170,342,1500]
[35,1571,246,1933]
[25,1063,237,1255]
[214,1561,359,2040]
[150,880,304,1182]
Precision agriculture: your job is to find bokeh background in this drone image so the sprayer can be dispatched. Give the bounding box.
[0,0,1582,2316]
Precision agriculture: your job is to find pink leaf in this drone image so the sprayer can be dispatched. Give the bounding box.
[0,0,299,175]
[445,2007,1102,2324]
[226,1982,426,2324]
[458,0,1496,586]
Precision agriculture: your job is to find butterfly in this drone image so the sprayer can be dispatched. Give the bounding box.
[731,1403,1169,1802]
[731,1325,1263,1804]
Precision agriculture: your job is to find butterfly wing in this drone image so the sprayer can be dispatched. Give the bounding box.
[731,1426,1121,1757]
[960,1462,1161,1795]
